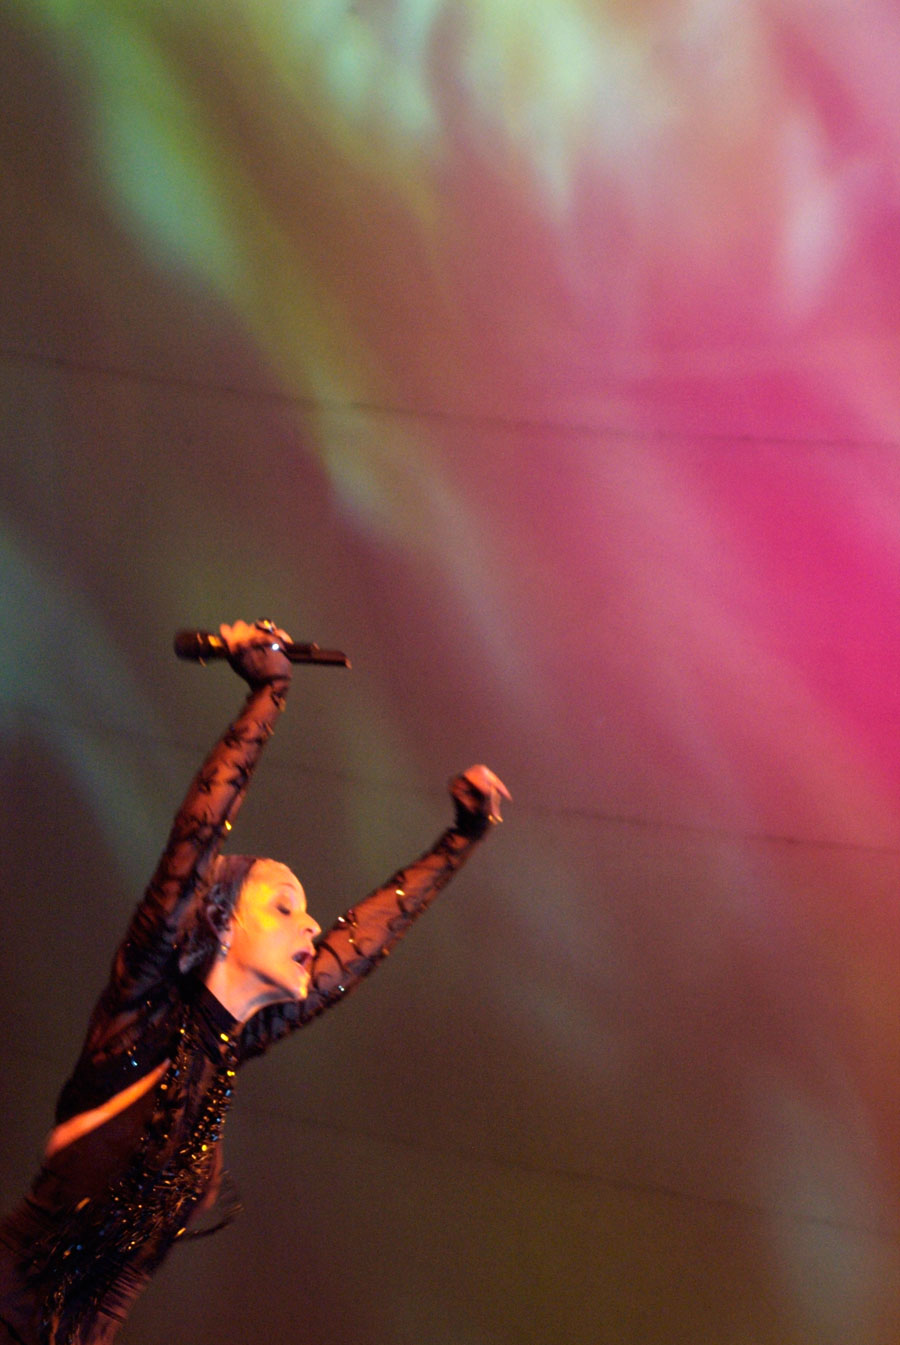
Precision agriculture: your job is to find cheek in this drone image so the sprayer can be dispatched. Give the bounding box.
[234,911,276,951]
[258,916,292,954]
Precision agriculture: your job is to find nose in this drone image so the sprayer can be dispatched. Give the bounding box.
[306,914,321,941]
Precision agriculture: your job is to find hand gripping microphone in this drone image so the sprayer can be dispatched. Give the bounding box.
[174,630,351,668]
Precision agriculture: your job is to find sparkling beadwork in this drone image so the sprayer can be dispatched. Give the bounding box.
[29,1008,239,1344]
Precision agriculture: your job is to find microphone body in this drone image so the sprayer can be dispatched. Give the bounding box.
[174,630,351,668]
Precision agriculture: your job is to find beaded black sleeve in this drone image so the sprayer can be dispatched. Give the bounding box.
[55,678,289,1126]
[239,804,494,1058]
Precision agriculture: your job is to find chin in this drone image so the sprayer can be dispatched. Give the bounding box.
[290,971,311,1001]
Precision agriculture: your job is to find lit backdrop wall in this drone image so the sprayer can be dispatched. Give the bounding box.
[4,5,900,1343]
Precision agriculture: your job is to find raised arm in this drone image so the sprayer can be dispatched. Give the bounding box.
[239,765,509,1058]
[89,622,293,1033]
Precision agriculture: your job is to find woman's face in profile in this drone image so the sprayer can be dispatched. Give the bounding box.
[228,859,321,1002]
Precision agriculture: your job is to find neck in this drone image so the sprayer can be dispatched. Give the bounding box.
[203,960,290,1024]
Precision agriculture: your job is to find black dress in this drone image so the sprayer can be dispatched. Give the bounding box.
[0,677,491,1344]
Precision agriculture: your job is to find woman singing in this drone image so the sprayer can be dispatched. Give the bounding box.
[0,619,509,1344]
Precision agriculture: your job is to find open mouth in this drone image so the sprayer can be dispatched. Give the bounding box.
[292,949,313,972]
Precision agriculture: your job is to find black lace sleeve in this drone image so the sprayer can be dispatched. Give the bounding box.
[83,678,289,1052]
[239,822,489,1059]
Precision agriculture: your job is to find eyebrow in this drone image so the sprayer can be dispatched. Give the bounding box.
[274,887,305,907]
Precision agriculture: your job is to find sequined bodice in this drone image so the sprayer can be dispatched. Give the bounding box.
[22,989,241,1343]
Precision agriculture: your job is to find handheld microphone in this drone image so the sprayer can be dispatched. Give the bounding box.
[174,630,351,668]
